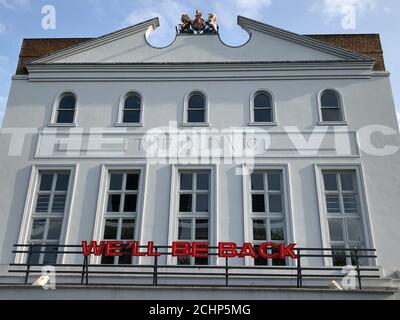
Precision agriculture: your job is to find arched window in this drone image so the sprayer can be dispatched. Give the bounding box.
[320,90,343,122]
[253,91,273,123]
[187,92,206,123]
[122,93,142,124]
[55,93,76,124]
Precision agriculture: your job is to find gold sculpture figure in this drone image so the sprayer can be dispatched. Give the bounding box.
[192,10,206,33]
[176,13,193,34]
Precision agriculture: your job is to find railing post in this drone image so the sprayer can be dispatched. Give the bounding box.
[354,248,362,290]
[24,244,33,285]
[225,257,229,287]
[80,255,86,285]
[296,249,302,288]
[153,247,158,286]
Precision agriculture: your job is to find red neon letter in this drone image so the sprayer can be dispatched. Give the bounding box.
[172,242,191,256]
[147,241,161,257]
[105,241,123,257]
[238,243,258,258]
[81,241,105,256]
[258,242,279,259]
[192,242,209,258]
[218,242,238,258]
[280,243,298,259]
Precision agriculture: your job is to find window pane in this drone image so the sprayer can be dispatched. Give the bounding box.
[347,219,363,242]
[55,174,70,191]
[35,195,50,212]
[251,174,264,191]
[109,174,123,191]
[321,92,339,107]
[332,246,346,267]
[270,220,285,241]
[267,173,281,191]
[47,219,63,240]
[52,195,67,213]
[39,174,53,191]
[252,194,265,212]
[101,252,114,265]
[43,245,59,265]
[179,194,192,212]
[323,173,338,191]
[254,245,269,266]
[107,194,121,213]
[326,195,340,214]
[123,110,141,123]
[59,95,76,109]
[121,219,135,240]
[188,110,205,123]
[188,94,205,109]
[343,195,359,214]
[254,109,272,122]
[29,245,42,265]
[196,194,209,213]
[253,220,267,241]
[180,174,193,191]
[272,248,286,266]
[124,95,141,109]
[104,219,118,239]
[328,219,344,241]
[269,194,283,213]
[340,173,355,191]
[254,93,271,108]
[195,257,208,265]
[31,219,46,240]
[178,219,192,240]
[123,194,137,213]
[177,256,190,265]
[321,108,341,122]
[195,219,208,240]
[118,248,132,265]
[196,173,209,191]
[126,174,139,191]
[57,110,75,124]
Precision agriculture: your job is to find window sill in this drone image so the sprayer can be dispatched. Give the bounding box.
[114,123,144,127]
[180,122,211,128]
[248,122,278,127]
[317,121,348,126]
[48,123,77,128]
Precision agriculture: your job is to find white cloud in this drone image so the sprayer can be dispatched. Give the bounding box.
[0,0,31,10]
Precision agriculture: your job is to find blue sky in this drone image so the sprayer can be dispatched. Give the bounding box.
[0,0,399,124]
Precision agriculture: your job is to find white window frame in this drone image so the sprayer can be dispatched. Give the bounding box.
[242,164,294,267]
[181,90,210,127]
[15,164,78,264]
[317,88,348,126]
[116,91,144,127]
[314,164,375,266]
[49,91,78,127]
[248,89,277,126]
[92,164,147,264]
[167,165,217,265]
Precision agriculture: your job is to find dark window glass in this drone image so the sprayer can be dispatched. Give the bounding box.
[31,219,46,240]
[43,245,59,265]
[35,195,50,212]
[126,174,139,191]
[253,220,267,241]
[252,195,265,212]
[123,194,137,212]
[187,110,205,123]
[107,194,121,212]
[47,219,63,240]
[268,194,283,213]
[251,174,264,191]
[59,95,76,110]
[55,174,70,191]
[340,173,355,191]
[101,252,114,265]
[254,93,271,108]
[323,173,338,191]
[270,220,285,241]
[196,173,209,191]
[29,245,42,265]
[179,194,192,212]
[321,108,341,122]
[52,195,67,213]
[121,219,135,240]
[195,219,208,240]
[123,110,141,123]
[196,194,209,212]
[254,109,272,122]
[180,174,193,190]
[109,174,123,191]
[104,219,118,239]
[195,257,208,265]
[177,256,190,265]
[118,248,132,265]
[39,174,54,191]
[124,95,141,109]
[332,247,347,266]
[321,92,339,107]
[178,219,192,240]
[56,110,75,124]
[267,173,281,191]
[188,95,205,109]
[254,245,268,266]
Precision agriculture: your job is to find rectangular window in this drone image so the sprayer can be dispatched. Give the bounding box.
[250,170,287,266]
[101,171,140,265]
[177,171,210,265]
[28,171,71,264]
[322,170,366,266]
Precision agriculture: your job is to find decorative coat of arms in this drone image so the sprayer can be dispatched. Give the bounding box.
[176,10,219,35]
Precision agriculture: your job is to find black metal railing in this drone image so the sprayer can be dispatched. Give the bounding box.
[9,244,380,289]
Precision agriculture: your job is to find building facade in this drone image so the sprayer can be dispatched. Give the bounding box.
[0,15,400,299]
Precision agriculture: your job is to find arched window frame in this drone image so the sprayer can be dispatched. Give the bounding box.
[249,89,277,126]
[317,89,347,125]
[116,91,144,127]
[182,90,209,127]
[50,91,78,126]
